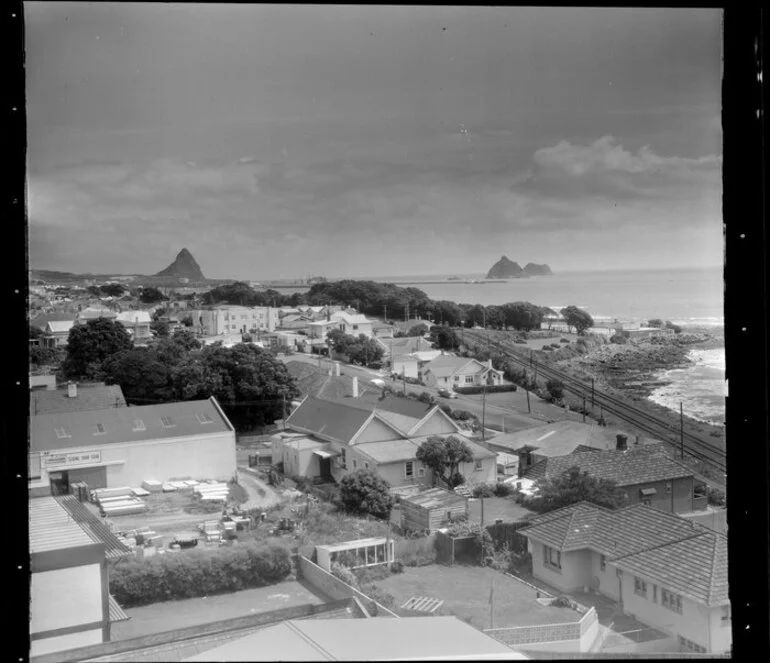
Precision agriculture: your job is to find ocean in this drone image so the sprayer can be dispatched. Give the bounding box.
[370,266,726,425]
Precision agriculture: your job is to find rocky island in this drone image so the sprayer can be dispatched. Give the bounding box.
[485,256,553,279]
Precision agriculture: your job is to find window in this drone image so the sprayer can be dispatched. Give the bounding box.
[418,467,425,477]
[93,423,106,435]
[653,584,658,603]
[661,589,683,614]
[678,636,706,654]
[195,412,213,424]
[721,605,731,624]
[454,376,460,382]
[634,577,648,598]
[353,460,358,469]
[352,325,358,330]
[465,376,474,384]
[160,416,175,428]
[600,554,607,572]
[340,448,347,469]
[132,419,146,431]
[364,462,369,470]
[54,427,70,439]
[666,482,672,494]
[543,545,561,570]
[642,498,652,506]
[405,461,414,478]
[474,459,483,471]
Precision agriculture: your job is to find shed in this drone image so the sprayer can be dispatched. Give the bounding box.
[315,537,395,572]
[400,487,469,532]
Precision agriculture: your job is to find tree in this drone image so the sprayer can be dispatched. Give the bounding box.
[172,328,201,351]
[339,470,394,519]
[529,467,628,513]
[150,319,170,338]
[140,287,166,304]
[346,335,384,367]
[100,283,126,297]
[62,318,133,379]
[103,348,173,404]
[647,318,664,328]
[560,306,594,335]
[416,435,474,488]
[429,325,460,351]
[545,379,564,400]
[29,324,45,340]
[406,323,429,337]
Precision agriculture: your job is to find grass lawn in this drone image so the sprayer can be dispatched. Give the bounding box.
[373,565,581,629]
[468,497,536,524]
[111,580,329,640]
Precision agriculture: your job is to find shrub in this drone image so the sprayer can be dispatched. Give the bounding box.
[514,339,527,345]
[339,470,394,519]
[545,379,564,400]
[110,542,291,608]
[450,409,474,421]
[402,552,436,567]
[417,391,436,405]
[331,562,359,587]
[472,483,494,498]
[610,334,627,344]
[707,487,726,507]
[560,338,570,343]
[438,403,453,415]
[452,384,518,395]
[493,482,514,497]
[391,560,404,573]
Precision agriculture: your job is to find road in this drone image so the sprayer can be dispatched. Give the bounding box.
[280,353,576,434]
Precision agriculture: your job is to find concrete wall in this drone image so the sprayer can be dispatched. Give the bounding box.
[297,556,398,617]
[620,477,693,514]
[31,564,104,651]
[617,570,729,653]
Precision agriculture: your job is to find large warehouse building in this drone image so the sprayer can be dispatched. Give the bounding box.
[29,397,237,496]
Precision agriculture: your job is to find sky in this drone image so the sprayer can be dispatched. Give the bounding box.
[25,4,723,280]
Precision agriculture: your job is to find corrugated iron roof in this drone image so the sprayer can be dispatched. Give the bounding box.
[109,595,131,622]
[30,397,233,452]
[31,384,127,415]
[56,495,132,559]
[29,496,97,553]
[402,487,466,509]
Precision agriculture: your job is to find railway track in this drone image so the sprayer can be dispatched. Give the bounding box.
[463,330,726,472]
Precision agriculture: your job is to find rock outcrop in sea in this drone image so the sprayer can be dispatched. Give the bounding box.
[155,248,206,281]
[523,263,553,276]
[485,256,526,279]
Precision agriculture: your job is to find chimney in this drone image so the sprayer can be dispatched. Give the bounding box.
[488,359,493,369]
[352,376,359,398]
[67,382,77,398]
[616,434,628,451]
[334,361,341,377]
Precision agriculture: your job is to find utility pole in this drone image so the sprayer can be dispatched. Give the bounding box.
[383,303,387,321]
[591,378,595,409]
[530,350,533,367]
[582,396,586,423]
[480,493,485,528]
[526,388,531,414]
[403,371,407,396]
[481,384,487,441]
[282,393,287,431]
[680,402,685,460]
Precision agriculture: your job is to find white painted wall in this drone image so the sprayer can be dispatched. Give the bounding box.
[30,628,103,657]
[31,564,103,635]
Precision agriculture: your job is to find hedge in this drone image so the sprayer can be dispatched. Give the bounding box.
[453,384,518,395]
[109,541,292,607]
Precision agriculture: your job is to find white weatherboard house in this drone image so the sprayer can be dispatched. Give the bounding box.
[420,355,504,389]
[519,502,731,654]
[29,397,236,495]
[273,394,496,495]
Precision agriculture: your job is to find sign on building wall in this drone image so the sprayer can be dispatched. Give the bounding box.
[43,451,102,468]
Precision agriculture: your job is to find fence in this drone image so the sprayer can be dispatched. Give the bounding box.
[486,520,530,554]
[394,533,437,563]
[435,530,479,565]
[297,555,399,618]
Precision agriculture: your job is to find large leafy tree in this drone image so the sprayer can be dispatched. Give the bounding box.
[529,467,628,513]
[560,306,594,335]
[62,318,133,380]
[140,287,167,304]
[416,435,474,488]
[405,323,429,337]
[429,325,460,351]
[326,330,383,367]
[339,470,394,519]
[102,348,173,404]
[500,302,545,331]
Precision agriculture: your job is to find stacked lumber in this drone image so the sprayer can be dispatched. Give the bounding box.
[167,481,190,489]
[142,480,163,493]
[131,487,151,497]
[91,486,132,504]
[161,483,178,492]
[100,498,148,517]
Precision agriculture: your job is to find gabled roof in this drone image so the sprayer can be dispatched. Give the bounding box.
[523,444,692,486]
[392,354,419,363]
[285,395,375,444]
[403,487,467,509]
[519,502,728,607]
[355,438,423,463]
[423,355,487,378]
[486,420,624,455]
[329,394,434,420]
[116,310,152,324]
[409,434,497,459]
[31,383,127,415]
[30,397,233,452]
[332,312,371,325]
[46,320,76,334]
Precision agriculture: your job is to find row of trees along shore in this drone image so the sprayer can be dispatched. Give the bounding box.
[200,279,594,332]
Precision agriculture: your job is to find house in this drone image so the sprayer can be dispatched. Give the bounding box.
[400,487,469,531]
[421,355,504,389]
[42,320,76,348]
[29,397,236,496]
[392,318,434,335]
[331,311,374,338]
[315,537,396,572]
[31,382,127,416]
[191,305,278,336]
[29,495,131,656]
[372,321,395,339]
[77,307,118,322]
[115,310,152,340]
[522,436,703,514]
[519,502,730,654]
[272,394,496,495]
[306,318,340,340]
[182,616,528,661]
[389,335,435,356]
[485,421,658,476]
[391,354,419,379]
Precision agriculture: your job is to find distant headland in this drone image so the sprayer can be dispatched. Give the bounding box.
[485,256,553,279]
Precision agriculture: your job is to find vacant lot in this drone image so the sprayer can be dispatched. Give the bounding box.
[373,565,581,629]
[111,580,329,640]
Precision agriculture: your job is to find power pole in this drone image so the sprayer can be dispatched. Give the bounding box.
[282,393,287,431]
[582,396,586,423]
[403,371,407,396]
[680,402,685,459]
[383,303,387,321]
[481,384,487,441]
[591,378,595,409]
[526,388,531,414]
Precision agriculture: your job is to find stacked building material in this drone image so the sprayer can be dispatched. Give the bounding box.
[100,498,148,517]
[161,483,178,492]
[194,482,230,503]
[141,479,163,493]
[131,487,151,497]
[91,486,133,503]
